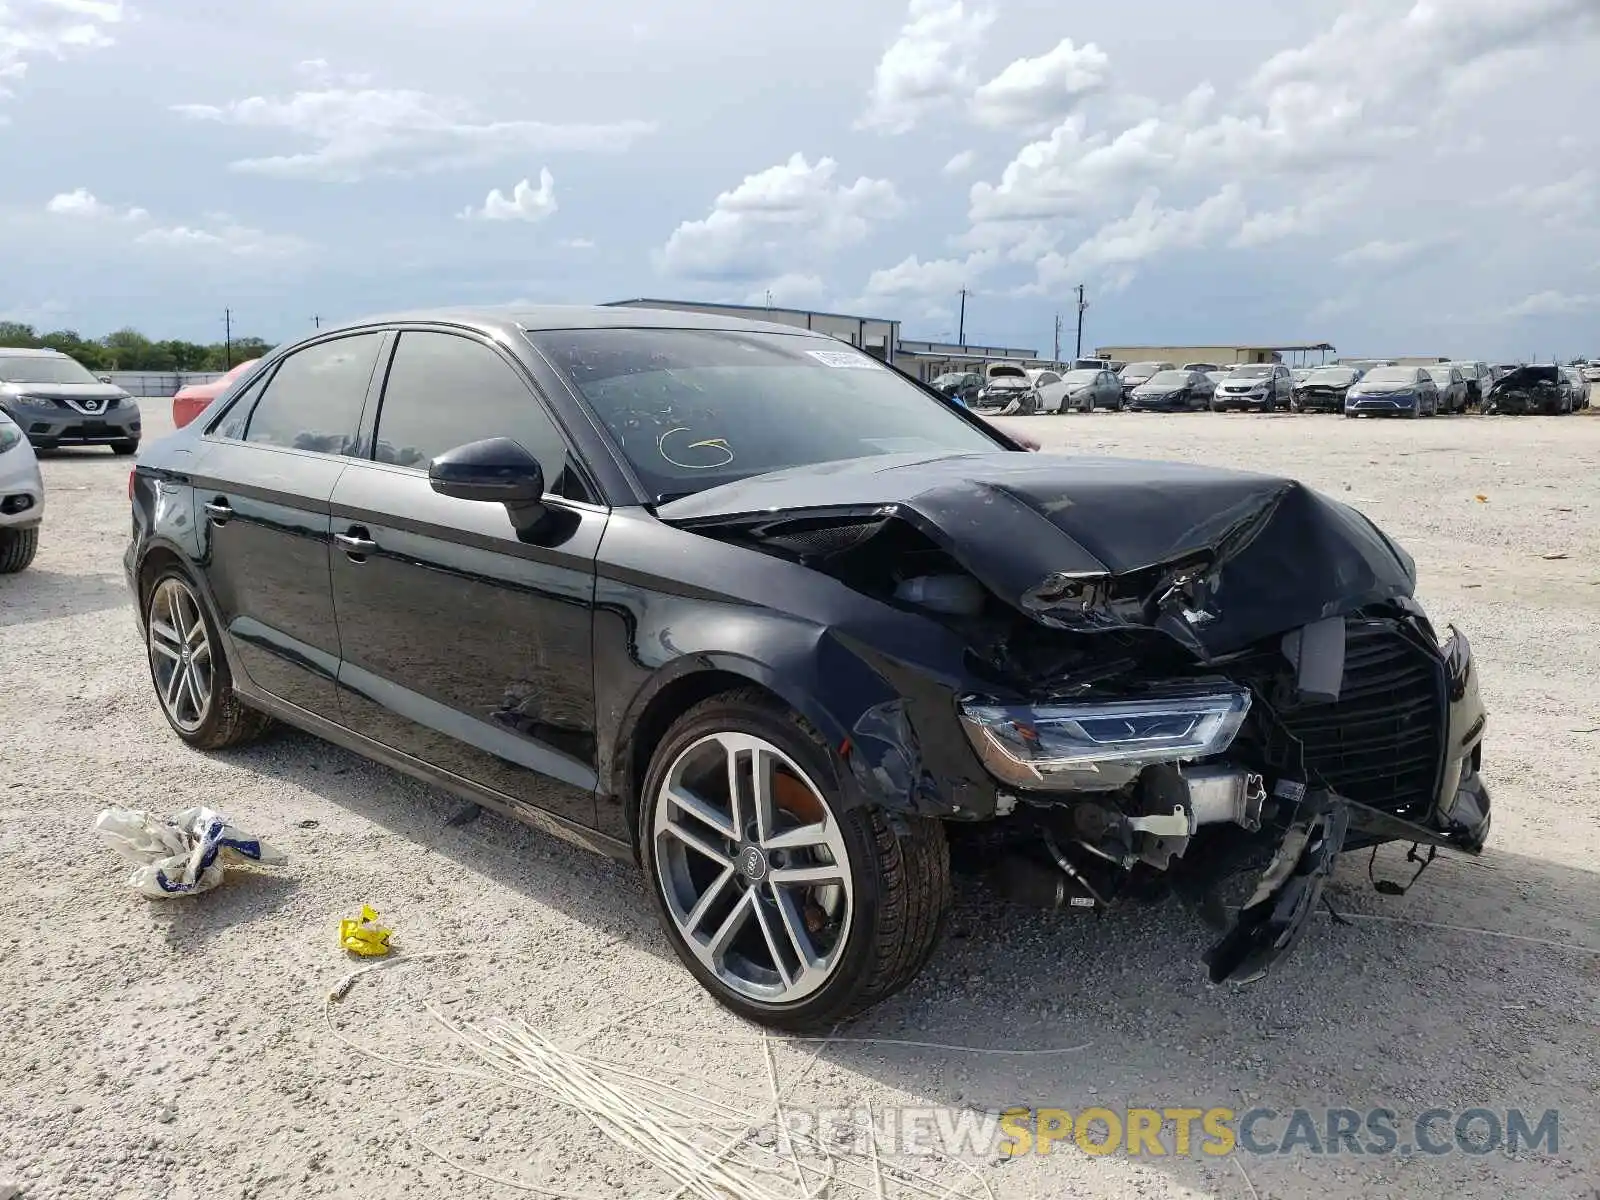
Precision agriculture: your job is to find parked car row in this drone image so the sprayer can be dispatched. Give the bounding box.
[932,355,1593,418]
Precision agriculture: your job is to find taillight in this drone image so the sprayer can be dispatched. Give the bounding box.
[128,470,136,501]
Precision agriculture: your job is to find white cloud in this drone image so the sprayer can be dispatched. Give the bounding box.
[134,221,306,259]
[1336,237,1434,267]
[856,0,994,134]
[558,237,595,250]
[1503,290,1598,318]
[942,150,976,176]
[659,152,903,283]
[459,168,557,222]
[970,38,1109,131]
[1231,180,1360,248]
[1036,185,1247,291]
[173,77,655,182]
[859,253,985,301]
[44,187,147,221]
[0,0,124,101]
[1496,168,1595,227]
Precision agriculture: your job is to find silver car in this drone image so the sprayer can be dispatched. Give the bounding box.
[0,410,44,572]
[0,348,141,454]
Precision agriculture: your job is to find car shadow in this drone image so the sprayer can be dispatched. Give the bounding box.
[0,569,129,627]
[224,730,1599,1197]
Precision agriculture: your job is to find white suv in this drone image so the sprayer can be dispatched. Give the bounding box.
[0,410,44,572]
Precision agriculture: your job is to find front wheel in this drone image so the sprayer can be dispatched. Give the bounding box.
[640,690,950,1030]
[112,440,139,456]
[144,568,273,749]
[0,526,39,573]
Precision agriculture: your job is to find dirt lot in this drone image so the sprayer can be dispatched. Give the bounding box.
[2,400,1598,1200]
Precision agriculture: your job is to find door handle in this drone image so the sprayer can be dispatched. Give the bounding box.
[334,529,378,559]
[203,499,232,525]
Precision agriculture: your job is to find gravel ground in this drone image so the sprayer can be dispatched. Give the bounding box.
[1,399,1598,1200]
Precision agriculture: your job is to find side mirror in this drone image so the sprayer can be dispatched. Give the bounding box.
[429,437,545,505]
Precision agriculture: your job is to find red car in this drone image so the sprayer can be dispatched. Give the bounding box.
[172,360,259,429]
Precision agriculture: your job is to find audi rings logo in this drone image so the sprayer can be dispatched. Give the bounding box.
[739,845,768,882]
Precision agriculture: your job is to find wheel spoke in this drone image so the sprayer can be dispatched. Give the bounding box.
[185,615,206,648]
[149,619,182,651]
[181,665,206,719]
[764,819,832,854]
[150,639,181,664]
[661,821,733,870]
[750,893,795,988]
[749,746,776,844]
[773,888,822,976]
[164,662,187,710]
[724,742,747,837]
[665,784,736,841]
[680,865,736,937]
[770,863,846,888]
[706,889,755,963]
[164,586,182,636]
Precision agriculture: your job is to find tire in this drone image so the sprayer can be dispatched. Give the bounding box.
[639,688,951,1031]
[112,440,139,456]
[0,525,39,574]
[1344,409,1356,418]
[143,566,273,749]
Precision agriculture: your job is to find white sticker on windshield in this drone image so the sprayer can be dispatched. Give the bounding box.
[808,349,880,370]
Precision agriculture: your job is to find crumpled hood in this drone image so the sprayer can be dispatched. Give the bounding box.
[658,452,1417,661]
[1490,366,1559,392]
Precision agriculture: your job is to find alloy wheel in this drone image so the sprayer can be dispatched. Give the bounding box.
[652,732,853,1004]
[147,577,214,734]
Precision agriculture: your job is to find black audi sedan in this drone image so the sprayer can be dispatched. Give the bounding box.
[125,306,1492,1028]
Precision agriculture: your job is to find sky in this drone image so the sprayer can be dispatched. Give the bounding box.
[2,0,1598,360]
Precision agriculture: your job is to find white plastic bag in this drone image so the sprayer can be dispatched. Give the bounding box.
[94,806,287,898]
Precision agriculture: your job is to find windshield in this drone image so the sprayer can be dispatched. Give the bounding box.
[930,373,968,387]
[1145,371,1191,387]
[1361,367,1418,385]
[1061,370,1100,384]
[1304,368,1358,385]
[1122,362,1162,377]
[988,366,1027,379]
[527,328,1006,500]
[0,355,100,386]
[1423,366,1453,382]
[1228,365,1274,379]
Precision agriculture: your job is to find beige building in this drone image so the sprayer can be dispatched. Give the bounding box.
[1095,342,1336,367]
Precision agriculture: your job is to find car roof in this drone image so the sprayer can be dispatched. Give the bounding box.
[322,304,835,341]
[0,347,70,358]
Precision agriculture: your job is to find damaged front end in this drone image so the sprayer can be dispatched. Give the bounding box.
[1487,366,1566,415]
[658,452,1492,985]
[956,611,1490,983]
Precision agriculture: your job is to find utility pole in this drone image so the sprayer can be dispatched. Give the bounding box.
[1053,313,1063,366]
[312,314,321,329]
[957,288,968,345]
[1074,284,1089,359]
[223,308,233,369]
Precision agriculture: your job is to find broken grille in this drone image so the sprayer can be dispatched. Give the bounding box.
[1270,618,1445,819]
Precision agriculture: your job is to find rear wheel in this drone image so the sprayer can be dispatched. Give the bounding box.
[640,690,950,1030]
[0,526,39,574]
[144,568,273,749]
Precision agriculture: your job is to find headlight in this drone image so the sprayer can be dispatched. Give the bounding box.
[958,687,1251,791]
[0,421,20,453]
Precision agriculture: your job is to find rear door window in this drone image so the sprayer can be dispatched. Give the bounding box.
[243,333,383,455]
[372,330,591,501]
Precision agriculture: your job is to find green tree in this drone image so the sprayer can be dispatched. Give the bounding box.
[38,330,110,370]
[0,322,40,348]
